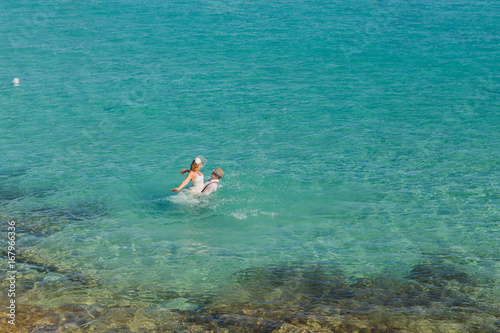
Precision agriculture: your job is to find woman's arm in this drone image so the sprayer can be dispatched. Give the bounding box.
[171,171,194,192]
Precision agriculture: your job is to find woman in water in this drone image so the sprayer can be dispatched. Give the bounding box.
[171,157,204,193]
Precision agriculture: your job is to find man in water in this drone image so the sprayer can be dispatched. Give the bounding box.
[200,168,224,195]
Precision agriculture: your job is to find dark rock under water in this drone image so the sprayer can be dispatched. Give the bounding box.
[1,200,108,237]
[0,167,29,179]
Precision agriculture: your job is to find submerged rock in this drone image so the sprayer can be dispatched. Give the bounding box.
[158,297,199,311]
[0,187,26,203]
[0,167,29,178]
[1,201,107,237]
[0,185,57,204]
[409,263,473,287]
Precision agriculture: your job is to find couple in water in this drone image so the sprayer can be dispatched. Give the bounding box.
[171,156,224,195]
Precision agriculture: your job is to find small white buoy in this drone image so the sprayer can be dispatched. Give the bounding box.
[12,78,21,86]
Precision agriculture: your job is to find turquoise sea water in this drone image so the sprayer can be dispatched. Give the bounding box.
[1,0,499,331]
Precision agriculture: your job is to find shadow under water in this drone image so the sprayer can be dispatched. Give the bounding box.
[0,167,56,204]
[0,201,108,237]
[0,167,29,179]
[0,186,57,204]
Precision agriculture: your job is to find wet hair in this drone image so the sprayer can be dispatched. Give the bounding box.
[190,159,202,172]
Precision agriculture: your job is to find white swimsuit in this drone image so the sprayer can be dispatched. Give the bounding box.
[188,172,204,193]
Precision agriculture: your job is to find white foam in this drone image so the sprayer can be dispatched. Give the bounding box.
[230,209,278,220]
[166,192,202,206]
[231,212,247,220]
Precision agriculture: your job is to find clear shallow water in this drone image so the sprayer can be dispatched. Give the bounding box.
[1,0,499,331]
